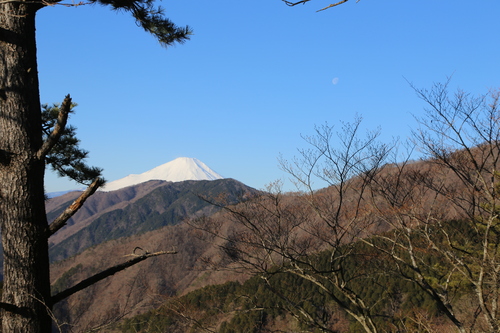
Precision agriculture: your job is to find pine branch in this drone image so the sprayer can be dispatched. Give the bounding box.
[37,94,72,160]
[90,0,192,47]
[42,101,105,185]
[51,250,177,305]
[47,177,105,237]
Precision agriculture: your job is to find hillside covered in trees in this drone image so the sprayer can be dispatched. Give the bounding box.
[41,84,499,332]
[104,85,500,333]
[2,83,491,332]
[118,228,470,333]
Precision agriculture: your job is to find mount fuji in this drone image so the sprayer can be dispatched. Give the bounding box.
[100,157,224,192]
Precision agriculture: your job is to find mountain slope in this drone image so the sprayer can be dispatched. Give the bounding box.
[50,220,249,333]
[101,157,224,192]
[48,178,257,262]
[46,180,171,247]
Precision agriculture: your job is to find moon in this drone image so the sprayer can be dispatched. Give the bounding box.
[332,77,339,85]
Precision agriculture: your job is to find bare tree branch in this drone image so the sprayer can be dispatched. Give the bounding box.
[317,0,349,12]
[0,302,29,316]
[191,119,388,333]
[37,94,72,160]
[282,0,351,12]
[47,177,104,237]
[51,250,177,305]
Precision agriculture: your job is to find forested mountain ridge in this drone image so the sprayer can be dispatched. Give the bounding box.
[47,178,258,262]
[46,154,466,332]
[47,178,258,332]
[113,137,500,333]
[47,95,500,333]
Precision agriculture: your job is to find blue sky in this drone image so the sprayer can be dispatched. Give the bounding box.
[37,0,500,192]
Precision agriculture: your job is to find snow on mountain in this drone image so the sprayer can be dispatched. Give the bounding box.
[100,157,224,192]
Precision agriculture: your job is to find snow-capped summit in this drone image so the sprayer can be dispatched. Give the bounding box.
[101,157,224,192]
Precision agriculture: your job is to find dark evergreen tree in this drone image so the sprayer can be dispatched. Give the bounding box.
[0,1,190,332]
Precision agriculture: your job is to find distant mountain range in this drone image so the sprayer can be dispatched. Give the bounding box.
[47,178,255,263]
[47,157,225,197]
[45,157,234,262]
[43,157,279,329]
[45,158,256,330]
[100,157,224,192]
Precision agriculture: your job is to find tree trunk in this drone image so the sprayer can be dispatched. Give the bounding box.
[0,2,52,332]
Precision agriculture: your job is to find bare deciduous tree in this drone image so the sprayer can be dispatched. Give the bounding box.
[365,82,500,332]
[192,117,391,332]
[193,85,500,332]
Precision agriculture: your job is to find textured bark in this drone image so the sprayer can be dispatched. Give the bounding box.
[0,2,52,332]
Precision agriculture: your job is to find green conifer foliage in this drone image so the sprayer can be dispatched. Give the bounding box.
[42,103,104,186]
[89,0,192,46]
